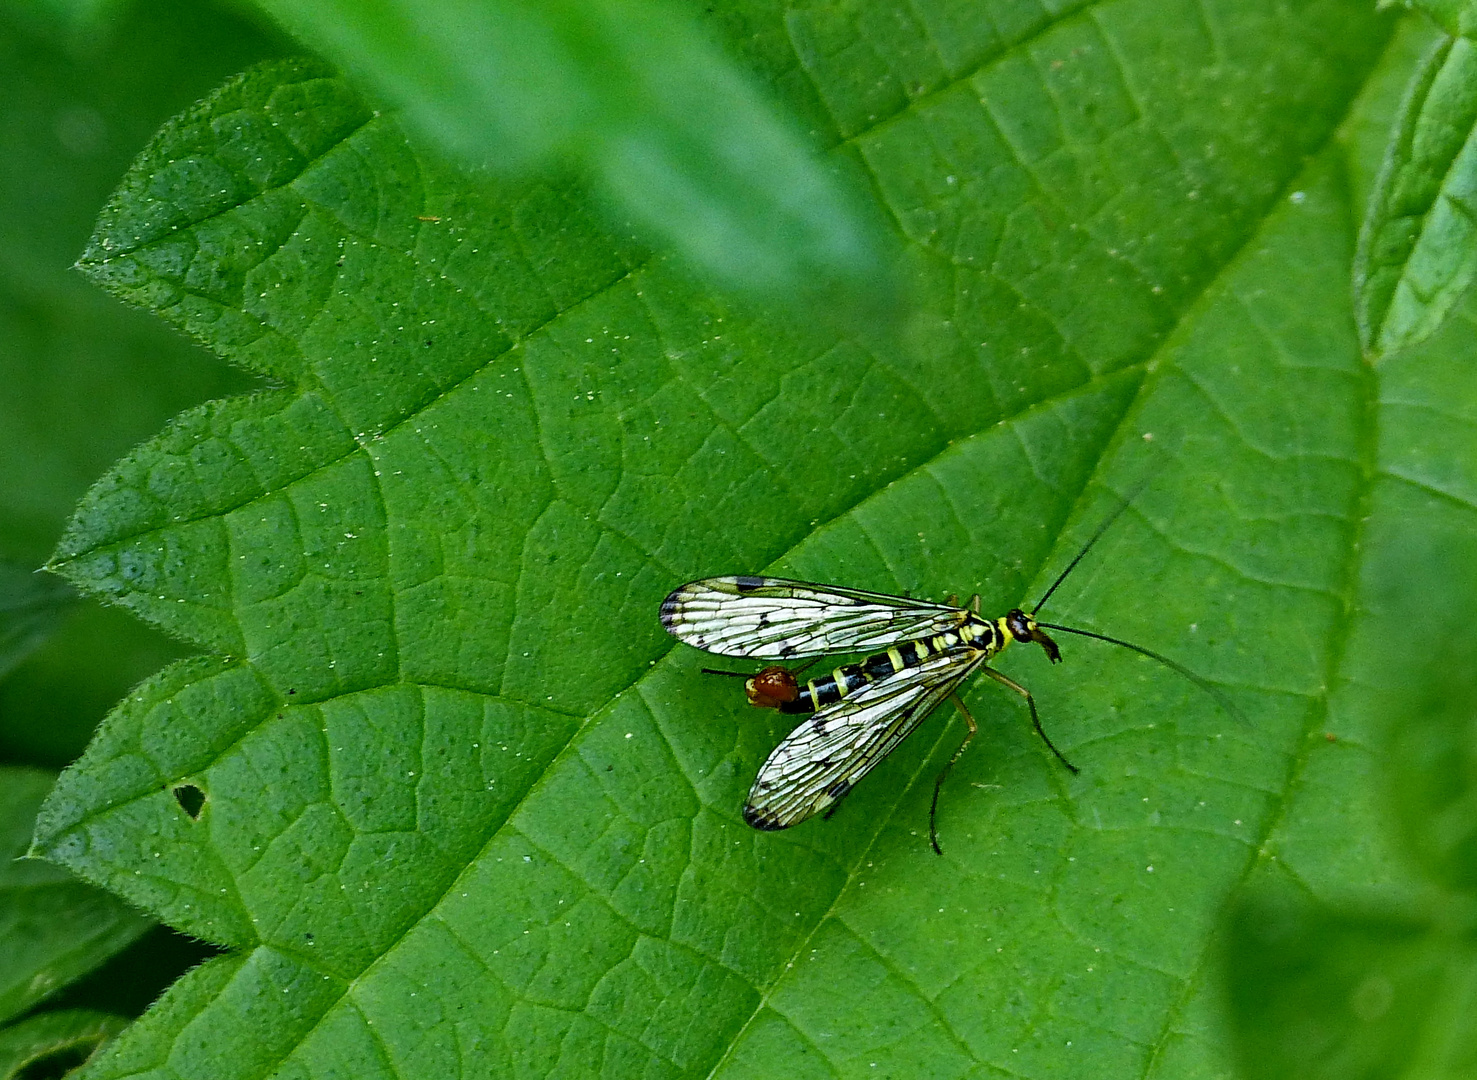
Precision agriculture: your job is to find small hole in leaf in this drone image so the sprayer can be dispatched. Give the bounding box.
[173,785,205,819]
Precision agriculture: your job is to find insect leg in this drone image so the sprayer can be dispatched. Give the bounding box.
[928,693,978,856]
[983,668,1080,775]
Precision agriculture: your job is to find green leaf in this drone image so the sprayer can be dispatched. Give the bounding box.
[0,768,150,1025]
[37,5,1477,1076]
[249,0,899,323]
[1355,33,1477,355]
[0,563,74,683]
[1222,500,1477,1079]
[0,1008,128,1080]
[1383,0,1477,39]
[1222,34,1477,1073]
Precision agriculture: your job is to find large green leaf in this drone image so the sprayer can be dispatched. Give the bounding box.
[34,2,1477,1075]
[1222,153,1477,1078]
[1219,330,1477,1076]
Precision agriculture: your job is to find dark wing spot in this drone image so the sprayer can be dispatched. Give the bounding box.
[811,719,828,735]
[735,575,766,592]
[780,644,797,658]
[659,594,681,626]
[825,779,852,800]
[744,804,785,830]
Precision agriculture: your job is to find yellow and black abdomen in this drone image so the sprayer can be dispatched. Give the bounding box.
[779,616,1001,714]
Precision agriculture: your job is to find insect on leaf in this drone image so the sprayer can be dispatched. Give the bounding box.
[32,6,1470,1077]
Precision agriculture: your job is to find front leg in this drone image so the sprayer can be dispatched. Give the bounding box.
[982,667,1079,774]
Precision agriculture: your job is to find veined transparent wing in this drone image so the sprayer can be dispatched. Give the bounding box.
[660,575,966,658]
[743,648,989,830]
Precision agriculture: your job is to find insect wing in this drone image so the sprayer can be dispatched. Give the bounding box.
[743,649,987,830]
[661,575,964,658]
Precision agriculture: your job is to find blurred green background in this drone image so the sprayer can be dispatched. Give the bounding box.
[0,0,288,768]
[0,0,292,1023]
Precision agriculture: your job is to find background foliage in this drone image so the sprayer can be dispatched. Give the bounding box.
[3,0,1476,1078]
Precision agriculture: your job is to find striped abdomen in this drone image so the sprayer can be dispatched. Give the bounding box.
[774,616,1002,714]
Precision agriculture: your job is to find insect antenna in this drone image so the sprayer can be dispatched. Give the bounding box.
[1030,482,1147,616]
[1028,476,1244,724]
[1036,621,1246,724]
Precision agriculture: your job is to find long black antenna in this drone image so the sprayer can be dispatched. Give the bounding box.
[1036,621,1246,724]
[1025,472,1245,725]
[1031,479,1151,616]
